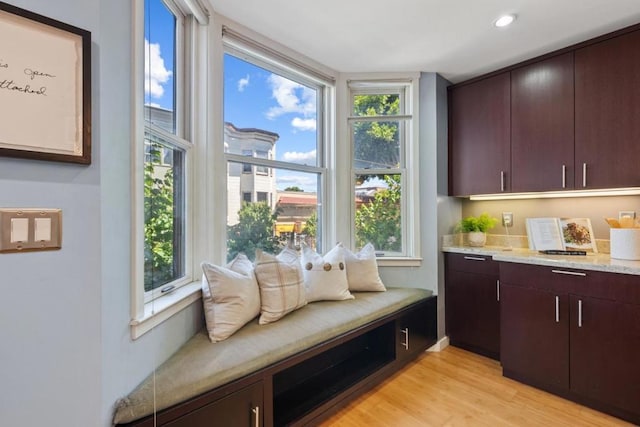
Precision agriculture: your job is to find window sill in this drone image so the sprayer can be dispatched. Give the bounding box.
[130,281,202,340]
[377,257,422,267]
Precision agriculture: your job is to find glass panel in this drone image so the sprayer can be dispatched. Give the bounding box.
[144,0,176,133]
[224,53,319,167]
[353,120,401,169]
[353,94,399,116]
[227,162,320,261]
[144,132,185,291]
[354,173,402,253]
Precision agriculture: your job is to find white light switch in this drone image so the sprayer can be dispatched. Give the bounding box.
[10,218,29,243]
[35,218,52,241]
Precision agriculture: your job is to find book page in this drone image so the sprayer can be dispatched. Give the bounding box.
[526,218,564,251]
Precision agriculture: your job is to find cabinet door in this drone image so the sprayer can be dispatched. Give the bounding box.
[570,295,640,416]
[449,72,511,196]
[511,53,574,192]
[575,30,640,189]
[165,382,263,427]
[396,297,437,361]
[445,269,500,359]
[500,284,569,391]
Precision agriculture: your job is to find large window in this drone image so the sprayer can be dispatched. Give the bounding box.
[222,36,329,261]
[349,82,415,256]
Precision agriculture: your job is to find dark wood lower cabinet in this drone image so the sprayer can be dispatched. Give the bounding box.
[165,382,263,427]
[499,262,640,425]
[569,295,640,419]
[445,253,500,359]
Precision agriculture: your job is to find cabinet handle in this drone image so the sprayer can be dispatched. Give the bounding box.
[463,256,486,261]
[582,163,587,188]
[252,406,260,427]
[500,171,506,192]
[496,280,500,302]
[401,327,409,350]
[578,300,583,328]
[551,269,586,277]
[562,165,566,189]
[555,296,559,323]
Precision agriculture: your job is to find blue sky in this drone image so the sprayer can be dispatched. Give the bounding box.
[145,0,319,192]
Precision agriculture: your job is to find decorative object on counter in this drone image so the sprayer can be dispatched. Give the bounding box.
[456,213,498,247]
[526,217,597,253]
[606,214,640,260]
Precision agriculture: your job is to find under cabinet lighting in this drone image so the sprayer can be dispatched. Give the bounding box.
[469,187,640,200]
[495,14,516,28]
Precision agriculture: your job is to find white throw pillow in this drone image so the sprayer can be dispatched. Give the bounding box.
[254,247,307,324]
[301,244,354,302]
[342,243,387,292]
[201,254,261,342]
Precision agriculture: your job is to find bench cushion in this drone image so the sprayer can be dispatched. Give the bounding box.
[113,287,432,425]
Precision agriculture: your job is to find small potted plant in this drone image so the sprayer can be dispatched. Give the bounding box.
[457,213,498,247]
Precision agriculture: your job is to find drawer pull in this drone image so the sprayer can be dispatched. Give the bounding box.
[562,165,566,189]
[582,163,587,188]
[463,256,486,262]
[555,296,559,323]
[500,171,506,192]
[551,269,586,277]
[252,406,260,427]
[496,280,500,302]
[401,328,409,350]
[578,300,583,328]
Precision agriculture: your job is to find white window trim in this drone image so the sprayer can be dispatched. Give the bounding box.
[130,0,209,339]
[344,75,421,264]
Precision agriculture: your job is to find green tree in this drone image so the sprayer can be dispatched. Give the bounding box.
[355,174,401,252]
[144,144,175,291]
[227,202,283,261]
[353,94,400,168]
[284,186,303,192]
[302,211,317,237]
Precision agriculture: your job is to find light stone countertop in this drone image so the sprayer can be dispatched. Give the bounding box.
[442,240,640,276]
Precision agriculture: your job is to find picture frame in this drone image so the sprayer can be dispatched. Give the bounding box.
[0,1,91,164]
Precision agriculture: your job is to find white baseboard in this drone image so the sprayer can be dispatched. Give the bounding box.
[427,336,450,352]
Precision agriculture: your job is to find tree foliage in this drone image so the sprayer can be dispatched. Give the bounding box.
[355,174,401,252]
[144,145,176,291]
[227,202,283,261]
[284,186,303,192]
[353,94,400,168]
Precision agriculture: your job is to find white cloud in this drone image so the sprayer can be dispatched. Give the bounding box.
[277,174,317,192]
[291,117,316,132]
[144,39,172,99]
[283,149,316,164]
[237,74,250,92]
[265,74,316,120]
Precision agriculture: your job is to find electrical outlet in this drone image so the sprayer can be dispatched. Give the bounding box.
[619,211,636,220]
[502,212,513,227]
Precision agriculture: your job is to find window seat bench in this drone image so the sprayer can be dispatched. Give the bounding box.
[113,287,437,427]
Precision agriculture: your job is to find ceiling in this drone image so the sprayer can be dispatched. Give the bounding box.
[207,0,640,83]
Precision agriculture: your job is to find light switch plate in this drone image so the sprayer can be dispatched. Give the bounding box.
[0,208,62,253]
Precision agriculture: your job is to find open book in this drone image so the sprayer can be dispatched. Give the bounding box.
[526,217,597,253]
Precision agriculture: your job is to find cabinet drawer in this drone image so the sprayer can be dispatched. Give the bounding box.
[446,253,498,275]
[500,262,640,304]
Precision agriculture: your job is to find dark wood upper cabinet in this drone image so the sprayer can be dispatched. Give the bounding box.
[574,30,640,189]
[511,53,575,192]
[448,72,511,196]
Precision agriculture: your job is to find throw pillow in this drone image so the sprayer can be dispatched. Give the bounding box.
[342,243,387,292]
[254,247,307,324]
[201,253,261,342]
[301,244,354,302]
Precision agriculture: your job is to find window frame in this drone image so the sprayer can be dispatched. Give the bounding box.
[131,0,208,339]
[347,78,421,264]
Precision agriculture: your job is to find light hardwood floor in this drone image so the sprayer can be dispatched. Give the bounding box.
[320,346,634,426]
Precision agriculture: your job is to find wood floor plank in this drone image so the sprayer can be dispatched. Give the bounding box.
[321,346,634,427]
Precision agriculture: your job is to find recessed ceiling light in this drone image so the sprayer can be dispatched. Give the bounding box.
[494,14,516,28]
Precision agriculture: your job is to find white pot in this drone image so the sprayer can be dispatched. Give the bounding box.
[468,231,487,247]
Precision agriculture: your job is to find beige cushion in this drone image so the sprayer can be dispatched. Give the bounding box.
[301,244,354,302]
[254,247,307,324]
[343,243,387,292]
[201,254,261,342]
